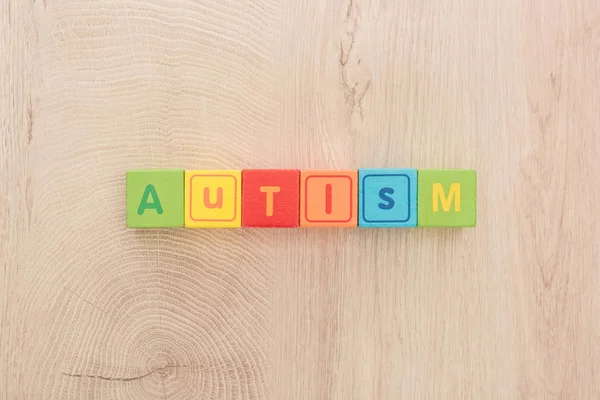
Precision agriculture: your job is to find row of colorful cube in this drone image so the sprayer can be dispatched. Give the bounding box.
[126,169,476,228]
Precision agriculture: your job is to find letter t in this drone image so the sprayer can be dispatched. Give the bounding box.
[260,186,281,217]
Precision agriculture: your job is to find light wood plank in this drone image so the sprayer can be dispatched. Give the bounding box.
[1,0,600,398]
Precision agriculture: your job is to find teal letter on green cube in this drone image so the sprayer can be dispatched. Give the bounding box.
[417,169,476,227]
[126,169,184,228]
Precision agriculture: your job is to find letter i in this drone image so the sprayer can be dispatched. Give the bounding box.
[325,184,332,214]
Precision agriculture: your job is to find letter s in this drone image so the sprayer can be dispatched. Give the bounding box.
[378,187,395,210]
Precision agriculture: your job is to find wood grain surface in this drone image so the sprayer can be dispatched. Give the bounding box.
[2,0,600,398]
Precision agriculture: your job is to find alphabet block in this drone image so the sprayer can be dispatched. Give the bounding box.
[126,169,184,228]
[358,168,417,227]
[300,170,358,227]
[242,169,300,227]
[417,169,476,227]
[184,170,242,228]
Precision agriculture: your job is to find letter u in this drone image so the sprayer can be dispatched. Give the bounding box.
[204,187,223,208]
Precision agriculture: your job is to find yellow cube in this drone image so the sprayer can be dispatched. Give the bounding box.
[184,170,242,228]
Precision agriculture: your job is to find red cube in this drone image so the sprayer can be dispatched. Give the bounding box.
[242,169,300,227]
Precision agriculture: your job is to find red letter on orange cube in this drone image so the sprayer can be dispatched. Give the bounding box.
[242,169,300,227]
[300,170,358,227]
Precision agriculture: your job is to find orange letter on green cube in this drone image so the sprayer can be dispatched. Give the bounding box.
[126,169,184,228]
[417,169,476,227]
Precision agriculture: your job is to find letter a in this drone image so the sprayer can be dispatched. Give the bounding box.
[260,186,281,217]
[432,183,460,212]
[137,184,163,215]
[204,187,223,208]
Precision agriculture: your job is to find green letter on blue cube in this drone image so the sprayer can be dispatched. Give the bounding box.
[358,168,417,227]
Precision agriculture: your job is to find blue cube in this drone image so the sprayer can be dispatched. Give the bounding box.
[358,168,417,227]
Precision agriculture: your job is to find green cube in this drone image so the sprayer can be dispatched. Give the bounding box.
[126,169,184,228]
[417,169,476,227]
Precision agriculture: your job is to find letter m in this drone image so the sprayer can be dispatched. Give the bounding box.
[432,183,460,212]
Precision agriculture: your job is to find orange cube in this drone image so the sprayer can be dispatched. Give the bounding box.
[300,170,358,227]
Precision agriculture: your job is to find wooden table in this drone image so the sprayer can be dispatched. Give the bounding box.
[2,0,599,398]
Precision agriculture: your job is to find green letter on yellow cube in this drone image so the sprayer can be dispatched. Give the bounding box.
[418,169,476,227]
[126,169,184,228]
